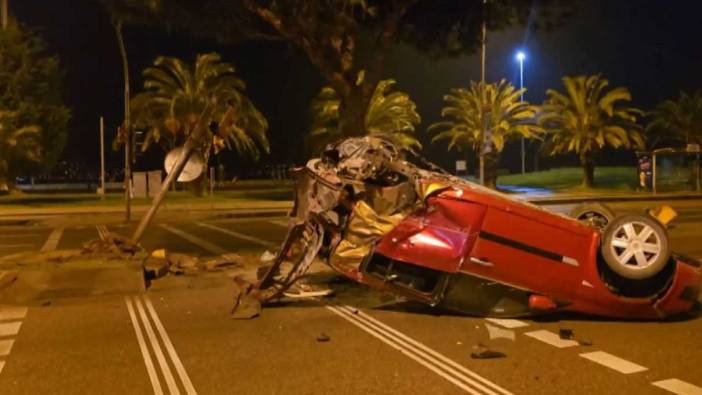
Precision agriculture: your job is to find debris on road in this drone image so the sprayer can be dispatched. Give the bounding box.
[144,256,169,279]
[316,333,331,342]
[82,234,142,256]
[471,343,507,359]
[558,328,593,346]
[260,250,276,263]
[559,328,575,340]
[485,323,516,341]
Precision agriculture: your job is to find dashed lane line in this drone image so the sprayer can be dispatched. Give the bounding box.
[40,227,64,252]
[160,224,228,255]
[579,351,648,374]
[524,330,579,348]
[484,318,529,329]
[653,379,702,395]
[196,222,278,249]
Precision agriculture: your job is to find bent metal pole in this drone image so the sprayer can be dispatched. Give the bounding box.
[131,100,214,242]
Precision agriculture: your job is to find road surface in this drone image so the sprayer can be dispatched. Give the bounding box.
[0,200,701,395]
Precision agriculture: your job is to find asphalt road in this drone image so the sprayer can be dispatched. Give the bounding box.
[0,200,701,395]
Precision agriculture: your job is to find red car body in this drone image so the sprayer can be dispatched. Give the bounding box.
[329,180,701,319]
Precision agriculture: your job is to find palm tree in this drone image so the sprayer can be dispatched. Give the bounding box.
[307,79,421,154]
[0,111,40,192]
[131,52,269,161]
[429,79,541,189]
[539,75,645,188]
[647,90,702,147]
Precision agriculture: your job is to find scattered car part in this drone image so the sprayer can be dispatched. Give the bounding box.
[569,202,615,230]
[648,205,678,227]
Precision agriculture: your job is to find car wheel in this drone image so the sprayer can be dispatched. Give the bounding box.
[570,202,615,230]
[601,215,671,280]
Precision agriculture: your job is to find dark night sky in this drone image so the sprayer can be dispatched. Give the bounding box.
[8,0,702,175]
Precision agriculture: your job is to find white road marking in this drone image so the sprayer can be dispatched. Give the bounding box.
[524,330,579,348]
[653,379,702,395]
[96,225,109,240]
[484,318,529,329]
[269,220,289,228]
[160,224,228,255]
[0,306,27,322]
[0,339,14,356]
[328,306,506,395]
[0,322,22,337]
[196,222,277,248]
[125,297,164,395]
[579,351,647,374]
[40,227,64,252]
[144,296,198,395]
[134,296,182,395]
[0,244,35,249]
[347,306,512,395]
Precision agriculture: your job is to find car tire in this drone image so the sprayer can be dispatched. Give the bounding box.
[601,215,671,280]
[570,202,615,230]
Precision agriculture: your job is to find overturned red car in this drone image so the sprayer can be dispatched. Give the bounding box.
[237,136,701,320]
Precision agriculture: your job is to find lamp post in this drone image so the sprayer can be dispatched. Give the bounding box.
[516,50,526,174]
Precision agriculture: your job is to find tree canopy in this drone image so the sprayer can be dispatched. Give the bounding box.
[539,75,644,187]
[102,0,578,138]
[0,22,70,188]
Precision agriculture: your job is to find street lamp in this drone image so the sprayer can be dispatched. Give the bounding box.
[516,50,526,174]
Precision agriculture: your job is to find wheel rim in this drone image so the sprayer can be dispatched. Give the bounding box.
[609,221,662,269]
[578,211,609,230]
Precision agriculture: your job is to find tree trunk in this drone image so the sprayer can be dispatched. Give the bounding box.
[0,160,9,193]
[338,86,371,138]
[581,154,595,188]
[483,153,499,189]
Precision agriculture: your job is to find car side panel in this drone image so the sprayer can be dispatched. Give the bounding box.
[464,206,594,299]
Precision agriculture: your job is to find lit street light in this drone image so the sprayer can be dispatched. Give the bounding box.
[516,50,526,174]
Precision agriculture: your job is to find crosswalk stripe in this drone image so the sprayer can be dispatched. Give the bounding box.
[0,306,27,322]
[40,227,64,252]
[0,322,21,337]
[0,339,14,356]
